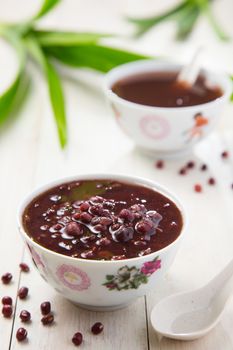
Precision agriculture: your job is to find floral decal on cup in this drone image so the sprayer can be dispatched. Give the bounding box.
[183,112,209,143]
[103,256,161,291]
[56,264,91,291]
[140,115,171,140]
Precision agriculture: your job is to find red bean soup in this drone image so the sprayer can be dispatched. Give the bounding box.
[23,179,183,260]
[112,71,222,108]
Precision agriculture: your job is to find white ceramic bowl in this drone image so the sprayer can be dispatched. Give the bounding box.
[104,60,232,158]
[18,174,187,311]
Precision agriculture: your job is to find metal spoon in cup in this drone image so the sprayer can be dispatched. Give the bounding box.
[150,258,233,340]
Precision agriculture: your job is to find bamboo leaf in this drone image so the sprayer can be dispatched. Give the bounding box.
[230,76,233,102]
[0,74,21,124]
[176,5,200,40]
[45,60,67,148]
[25,36,67,148]
[196,0,229,41]
[0,31,26,124]
[34,0,61,20]
[127,1,188,37]
[34,30,112,46]
[44,44,150,72]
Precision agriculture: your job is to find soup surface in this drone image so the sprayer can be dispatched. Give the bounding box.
[23,179,183,260]
[111,71,222,108]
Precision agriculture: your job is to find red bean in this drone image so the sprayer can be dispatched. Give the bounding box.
[20,310,31,322]
[72,332,83,346]
[1,272,12,284]
[2,305,12,318]
[16,328,27,342]
[19,263,30,272]
[2,296,12,305]
[194,184,202,193]
[155,160,164,169]
[91,322,104,335]
[40,301,51,315]
[41,313,54,325]
[208,178,216,185]
[18,287,28,300]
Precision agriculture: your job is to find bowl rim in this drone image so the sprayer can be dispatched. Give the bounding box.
[103,59,232,112]
[17,173,187,265]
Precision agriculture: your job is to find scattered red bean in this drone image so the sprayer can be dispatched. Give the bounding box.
[19,263,30,273]
[221,151,229,159]
[72,332,83,346]
[208,178,216,185]
[2,296,12,305]
[41,313,54,325]
[40,301,51,315]
[16,327,27,342]
[91,322,104,335]
[155,160,164,169]
[20,310,31,322]
[200,164,207,171]
[1,272,12,284]
[187,161,195,169]
[2,305,13,318]
[194,184,202,193]
[18,287,28,300]
[179,168,187,175]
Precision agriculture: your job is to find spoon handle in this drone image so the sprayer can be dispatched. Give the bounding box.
[177,47,203,86]
[208,258,233,297]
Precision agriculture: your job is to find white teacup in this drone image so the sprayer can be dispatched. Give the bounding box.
[104,60,232,158]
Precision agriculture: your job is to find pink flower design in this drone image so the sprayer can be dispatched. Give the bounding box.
[140,259,161,276]
[56,264,91,291]
[28,244,45,268]
[140,115,171,140]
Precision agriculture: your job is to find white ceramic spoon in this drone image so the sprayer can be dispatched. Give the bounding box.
[176,47,203,87]
[151,258,233,341]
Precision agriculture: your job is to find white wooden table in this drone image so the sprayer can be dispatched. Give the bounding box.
[0,0,233,349]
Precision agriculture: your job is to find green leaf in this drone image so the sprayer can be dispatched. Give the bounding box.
[0,74,21,124]
[45,60,67,148]
[106,275,114,281]
[230,76,233,102]
[196,0,229,41]
[176,5,200,40]
[0,30,26,125]
[34,0,61,20]
[9,72,31,118]
[44,44,150,72]
[34,30,113,46]
[25,36,67,148]
[127,0,189,37]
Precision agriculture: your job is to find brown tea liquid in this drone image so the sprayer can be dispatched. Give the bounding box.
[112,71,222,108]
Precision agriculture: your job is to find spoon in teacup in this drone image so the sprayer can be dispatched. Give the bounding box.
[151,257,233,340]
[176,47,204,88]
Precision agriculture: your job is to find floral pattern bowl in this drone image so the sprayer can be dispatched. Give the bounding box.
[18,174,187,311]
[104,60,232,158]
